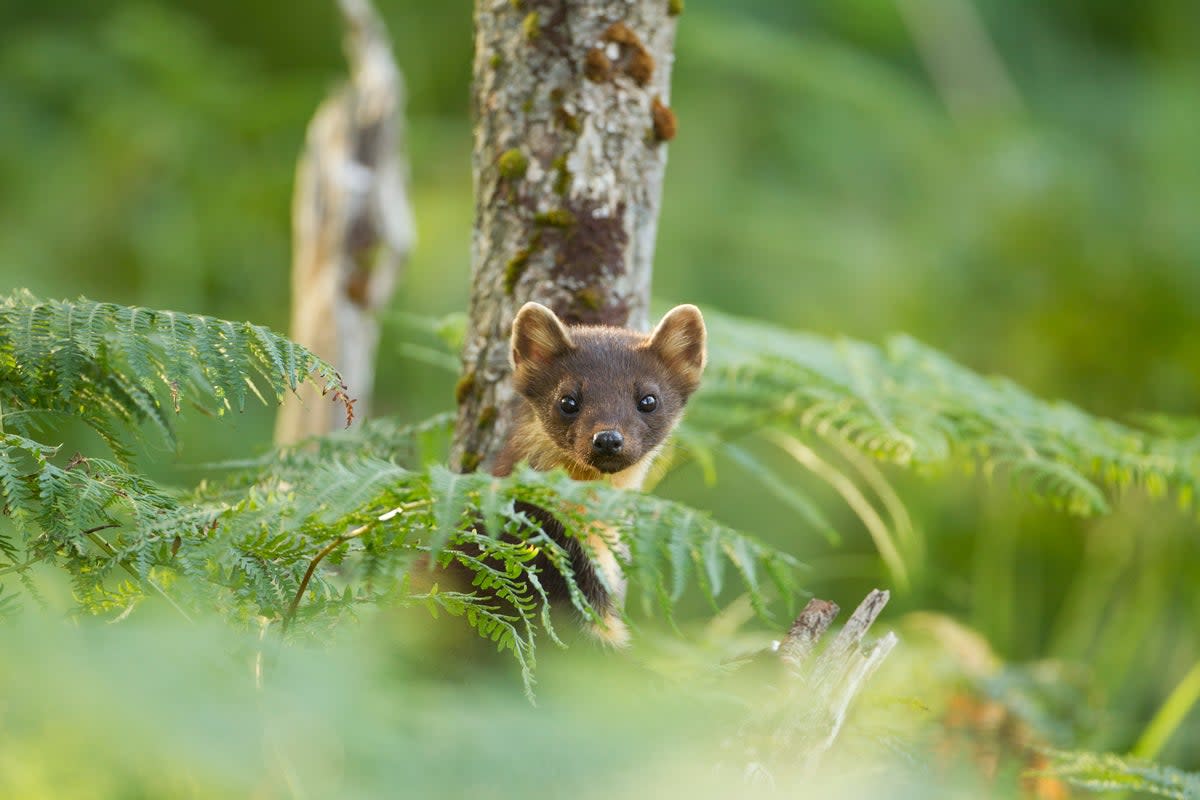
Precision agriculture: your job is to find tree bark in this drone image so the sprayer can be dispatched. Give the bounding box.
[275,0,415,445]
[452,0,681,472]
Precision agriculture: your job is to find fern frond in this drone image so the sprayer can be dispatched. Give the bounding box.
[0,292,350,457]
[199,412,454,494]
[698,309,1200,517]
[413,584,541,699]
[190,443,801,690]
[0,432,215,613]
[0,583,20,619]
[1038,750,1200,799]
[498,465,802,623]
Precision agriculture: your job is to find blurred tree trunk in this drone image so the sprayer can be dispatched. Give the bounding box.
[275,0,415,445]
[452,0,681,473]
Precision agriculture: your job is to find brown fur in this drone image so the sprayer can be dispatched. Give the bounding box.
[493,303,706,645]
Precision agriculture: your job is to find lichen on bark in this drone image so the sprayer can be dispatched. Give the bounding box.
[452,0,680,472]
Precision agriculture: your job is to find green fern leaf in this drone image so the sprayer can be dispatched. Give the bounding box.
[0,434,51,522]
[0,292,348,458]
[1039,750,1200,799]
[428,465,481,555]
[698,308,1200,517]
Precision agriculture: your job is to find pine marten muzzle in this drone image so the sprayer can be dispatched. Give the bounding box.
[490,302,707,646]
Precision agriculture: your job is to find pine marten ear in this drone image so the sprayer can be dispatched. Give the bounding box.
[646,304,707,392]
[511,302,575,369]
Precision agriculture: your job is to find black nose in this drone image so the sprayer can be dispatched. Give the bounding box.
[592,430,624,455]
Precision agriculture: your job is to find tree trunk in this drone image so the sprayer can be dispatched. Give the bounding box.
[275,0,415,445]
[452,0,681,472]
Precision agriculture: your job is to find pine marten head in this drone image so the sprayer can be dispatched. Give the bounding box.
[509,302,707,477]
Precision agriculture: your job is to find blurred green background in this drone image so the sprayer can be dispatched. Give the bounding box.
[2,0,1199,787]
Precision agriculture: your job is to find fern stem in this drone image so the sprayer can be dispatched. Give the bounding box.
[281,499,433,633]
[0,556,41,577]
[85,528,194,624]
[282,522,374,634]
[766,430,910,592]
[1133,658,1200,760]
[825,432,922,564]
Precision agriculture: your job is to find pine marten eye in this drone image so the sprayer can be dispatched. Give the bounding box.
[637,394,658,413]
[558,395,580,415]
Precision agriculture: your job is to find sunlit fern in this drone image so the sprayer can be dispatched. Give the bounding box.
[6,291,1200,697]
[0,291,348,619]
[0,290,351,461]
[1039,750,1200,799]
[663,308,1200,590]
[695,308,1200,513]
[189,448,800,697]
[0,294,800,698]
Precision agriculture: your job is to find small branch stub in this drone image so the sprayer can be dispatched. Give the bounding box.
[778,597,840,669]
[731,590,897,782]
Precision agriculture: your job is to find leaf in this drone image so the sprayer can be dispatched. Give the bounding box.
[1039,750,1200,799]
[696,307,1200,519]
[427,464,477,556]
[0,292,348,458]
[700,528,726,602]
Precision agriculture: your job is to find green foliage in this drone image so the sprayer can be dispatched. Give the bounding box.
[191,449,799,696]
[4,0,1200,794]
[0,292,343,613]
[0,430,209,611]
[686,308,1200,532]
[0,291,350,459]
[1040,750,1200,799]
[0,292,800,699]
[9,287,1196,712]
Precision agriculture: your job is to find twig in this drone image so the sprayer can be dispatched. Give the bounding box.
[810,589,891,690]
[798,589,893,771]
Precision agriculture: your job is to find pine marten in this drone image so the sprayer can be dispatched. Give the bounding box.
[491,301,707,646]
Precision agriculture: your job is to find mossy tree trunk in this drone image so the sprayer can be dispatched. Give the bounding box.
[452,0,682,473]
